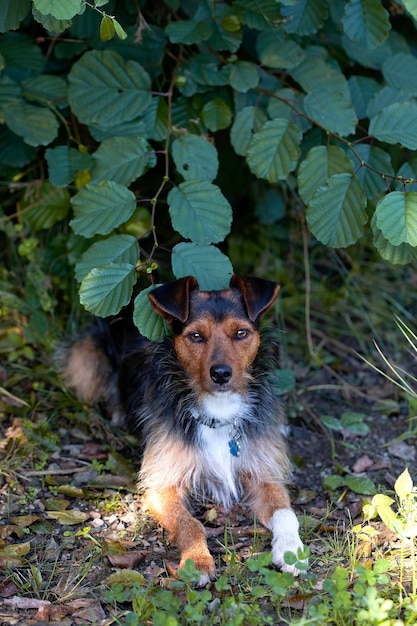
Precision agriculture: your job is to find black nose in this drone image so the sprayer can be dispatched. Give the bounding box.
[210,364,232,385]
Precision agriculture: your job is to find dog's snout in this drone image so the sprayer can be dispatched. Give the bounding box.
[210,364,232,385]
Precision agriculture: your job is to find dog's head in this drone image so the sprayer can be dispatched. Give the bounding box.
[148,275,279,397]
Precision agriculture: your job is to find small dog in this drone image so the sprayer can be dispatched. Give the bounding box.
[59,274,305,584]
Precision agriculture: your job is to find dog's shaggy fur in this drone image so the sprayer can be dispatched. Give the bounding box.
[58,275,305,583]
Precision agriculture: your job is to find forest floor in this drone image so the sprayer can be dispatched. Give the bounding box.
[1,326,415,624]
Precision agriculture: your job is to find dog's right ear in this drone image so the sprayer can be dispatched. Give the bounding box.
[148,276,199,323]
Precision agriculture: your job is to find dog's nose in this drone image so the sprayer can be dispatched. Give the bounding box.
[210,364,232,385]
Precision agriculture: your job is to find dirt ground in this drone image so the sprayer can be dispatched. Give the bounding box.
[0,345,415,624]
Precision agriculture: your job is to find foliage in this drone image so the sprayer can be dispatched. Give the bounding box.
[2,1,417,338]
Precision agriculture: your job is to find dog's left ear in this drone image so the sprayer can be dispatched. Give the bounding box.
[230,275,280,322]
[148,276,199,323]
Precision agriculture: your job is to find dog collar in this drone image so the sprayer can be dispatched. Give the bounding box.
[190,411,242,457]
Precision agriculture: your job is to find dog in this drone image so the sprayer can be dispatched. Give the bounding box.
[58,274,306,584]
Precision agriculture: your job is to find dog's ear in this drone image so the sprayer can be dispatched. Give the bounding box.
[148,276,199,323]
[230,275,280,321]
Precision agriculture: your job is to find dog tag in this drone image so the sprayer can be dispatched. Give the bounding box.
[228,420,241,457]
[228,439,240,457]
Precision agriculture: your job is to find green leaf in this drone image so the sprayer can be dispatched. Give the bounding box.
[201,98,232,132]
[345,476,376,495]
[367,86,410,118]
[79,262,136,317]
[171,134,219,182]
[321,415,342,431]
[282,0,328,35]
[298,146,353,205]
[20,181,70,231]
[395,468,413,501]
[348,76,380,119]
[341,412,369,435]
[100,15,115,42]
[45,146,93,187]
[371,214,417,265]
[68,50,152,126]
[267,88,311,134]
[304,89,357,136]
[268,368,295,395]
[168,181,232,244]
[229,61,258,93]
[342,0,391,50]
[0,75,21,106]
[91,136,154,185]
[234,0,281,31]
[369,101,417,149]
[75,234,139,282]
[256,29,305,69]
[323,474,345,491]
[0,126,36,167]
[230,106,268,157]
[382,53,417,97]
[172,242,234,290]
[32,7,71,32]
[165,20,211,44]
[247,118,302,182]
[350,145,393,200]
[291,55,349,97]
[374,191,417,246]
[32,0,80,20]
[70,181,137,237]
[2,101,58,146]
[403,0,417,19]
[112,19,128,41]
[133,285,167,342]
[0,0,31,32]
[306,173,368,247]
[22,75,68,108]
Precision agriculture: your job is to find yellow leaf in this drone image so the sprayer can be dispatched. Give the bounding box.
[395,468,413,501]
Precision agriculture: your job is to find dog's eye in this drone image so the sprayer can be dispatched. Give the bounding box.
[188,332,204,343]
[234,329,250,339]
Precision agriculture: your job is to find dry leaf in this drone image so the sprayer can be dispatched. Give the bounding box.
[46,509,89,525]
[107,549,150,569]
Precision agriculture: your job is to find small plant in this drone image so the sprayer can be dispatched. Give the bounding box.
[363,468,417,596]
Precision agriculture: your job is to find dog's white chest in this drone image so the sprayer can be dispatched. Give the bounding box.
[199,424,240,507]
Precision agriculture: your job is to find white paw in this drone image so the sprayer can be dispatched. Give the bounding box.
[270,509,308,576]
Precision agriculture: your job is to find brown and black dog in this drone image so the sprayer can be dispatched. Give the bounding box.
[58,275,306,584]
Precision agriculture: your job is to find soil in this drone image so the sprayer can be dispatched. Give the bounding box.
[0,346,415,625]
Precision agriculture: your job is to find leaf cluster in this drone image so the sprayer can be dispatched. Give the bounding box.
[2,0,417,334]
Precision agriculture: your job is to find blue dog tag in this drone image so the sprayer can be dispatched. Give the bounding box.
[228,439,240,457]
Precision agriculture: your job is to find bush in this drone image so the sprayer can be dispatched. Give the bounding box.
[2,0,417,336]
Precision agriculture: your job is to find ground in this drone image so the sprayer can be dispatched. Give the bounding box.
[0,336,415,624]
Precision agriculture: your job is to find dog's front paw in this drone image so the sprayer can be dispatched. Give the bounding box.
[270,509,308,576]
[179,554,216,586]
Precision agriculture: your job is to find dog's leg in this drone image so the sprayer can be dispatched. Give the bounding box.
[143,487,216,585]
[246,482,307,575]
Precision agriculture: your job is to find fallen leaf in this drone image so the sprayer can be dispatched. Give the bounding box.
[44,498,70,511]
[388,441,416,461]
[46,509,89,525]
[104,569,146,587]
[0,580,19,597]
[352,455,373,473]
[0,525,25,539]
[54,485,86,497]
[70,598,106,622]
[10,515,40,527]
[107,549,150,569]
